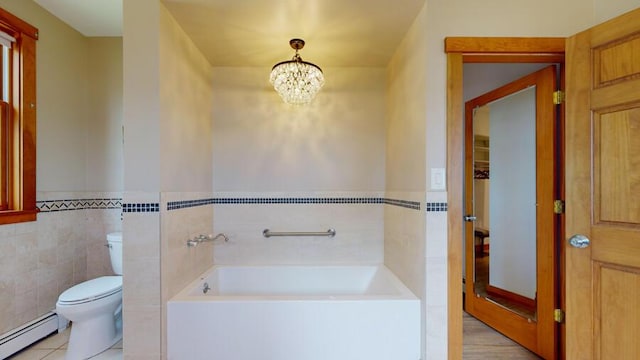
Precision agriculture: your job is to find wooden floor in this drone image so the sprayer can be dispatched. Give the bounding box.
[463,312,542,359]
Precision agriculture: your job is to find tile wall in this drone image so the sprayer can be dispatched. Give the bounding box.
[425,191,448,359]
[384,191,427,297]
[383,191,449,359]
[122,191,161,360]
[212,192,387,265]
[160,192,214,358]
[0,192,122,335]
[122,191,215,360]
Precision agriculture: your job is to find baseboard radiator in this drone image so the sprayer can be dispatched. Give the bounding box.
[0,312,58,359]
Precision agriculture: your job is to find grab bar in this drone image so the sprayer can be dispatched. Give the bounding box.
[262,229,336,238]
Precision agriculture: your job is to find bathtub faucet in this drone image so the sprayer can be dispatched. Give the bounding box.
[186,233,229,247]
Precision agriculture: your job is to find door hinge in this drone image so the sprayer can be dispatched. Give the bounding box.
[554,200,565,214]
[554,309,565,323]
[553,90,565,105]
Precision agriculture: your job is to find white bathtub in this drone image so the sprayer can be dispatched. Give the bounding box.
[167,265,420,360]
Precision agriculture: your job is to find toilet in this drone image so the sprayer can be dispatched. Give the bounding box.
[56,232,122,360]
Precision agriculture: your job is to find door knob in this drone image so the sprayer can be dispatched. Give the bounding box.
[464,215,477,222]
[568,234,590,248]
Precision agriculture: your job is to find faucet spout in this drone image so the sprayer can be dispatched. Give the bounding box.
[186,233,229,247]
[211,233,229,243]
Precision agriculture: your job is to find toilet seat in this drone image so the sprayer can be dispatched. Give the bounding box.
[58,276,122,305]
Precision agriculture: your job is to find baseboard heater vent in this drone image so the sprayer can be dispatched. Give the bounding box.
[0,312,58,359]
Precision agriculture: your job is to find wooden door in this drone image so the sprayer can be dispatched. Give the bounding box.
[565,7,640,359]
[464,65,558,359]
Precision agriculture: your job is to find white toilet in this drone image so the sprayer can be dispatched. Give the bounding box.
[56,232,123,360]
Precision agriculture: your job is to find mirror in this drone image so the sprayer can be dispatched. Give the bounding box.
[472,86,537,320]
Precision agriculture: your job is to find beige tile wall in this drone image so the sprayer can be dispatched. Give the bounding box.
[425,191,448,359]
[384,191,426,298]
[122,191,161,360]
[161,192,214,300]
[160,192,214,358]
[123,191,215,360]
[212,192,384,266]
[0,191,121,336]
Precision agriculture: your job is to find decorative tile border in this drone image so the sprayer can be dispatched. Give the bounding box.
[36,196,447,213]
[37,198,122,213]
[167,198,216,210]
[167,197,422,211]
[122,203,160,213]
[426,202,448,212]
[212,197,385,205]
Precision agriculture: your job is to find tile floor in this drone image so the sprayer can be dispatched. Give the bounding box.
[8,327,122,360]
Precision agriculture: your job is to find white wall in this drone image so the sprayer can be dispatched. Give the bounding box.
[159,8,213,193]
[122,1,162,358]
[211,67,386,266]
[158,5,214,358]
[595,0,640,23]
[212,67,385,192]
[87,38,124,191]
[385,0,427,292]
[464,63,552,102]
[384,3,430,358]
[158,0,214,295]
[0,0,92,191]
[123,0,161,193]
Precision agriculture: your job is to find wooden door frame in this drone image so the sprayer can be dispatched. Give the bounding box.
[445,37,565,359]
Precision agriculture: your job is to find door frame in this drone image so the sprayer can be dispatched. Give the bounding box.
[445,37,565,359]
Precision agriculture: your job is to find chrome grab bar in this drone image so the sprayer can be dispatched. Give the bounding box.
[262,229,336,238]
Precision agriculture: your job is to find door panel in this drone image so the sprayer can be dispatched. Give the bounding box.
[596,109,640,224]
[566,7,640,360]
[593,37,640,86]
[464,65,558,359]
[596,265,640,359]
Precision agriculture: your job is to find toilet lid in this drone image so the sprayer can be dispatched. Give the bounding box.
[58,276,122,305]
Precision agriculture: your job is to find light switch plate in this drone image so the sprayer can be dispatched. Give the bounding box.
[431,168,446,190]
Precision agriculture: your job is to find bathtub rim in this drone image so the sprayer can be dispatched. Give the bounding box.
[169,263,418,302]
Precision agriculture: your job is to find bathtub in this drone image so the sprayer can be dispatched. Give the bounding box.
[167,265,420,360]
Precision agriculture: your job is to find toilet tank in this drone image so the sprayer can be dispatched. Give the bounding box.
[107,232,123,275]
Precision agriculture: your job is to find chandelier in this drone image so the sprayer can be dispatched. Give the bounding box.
[270,39,324,105]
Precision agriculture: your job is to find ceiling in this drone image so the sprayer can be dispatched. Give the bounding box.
[35,0,426,67]
[34,0,123,37]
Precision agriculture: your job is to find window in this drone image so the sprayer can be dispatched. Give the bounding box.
[0,8,38,224]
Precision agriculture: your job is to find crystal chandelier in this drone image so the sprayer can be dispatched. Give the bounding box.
[270,39,324,105]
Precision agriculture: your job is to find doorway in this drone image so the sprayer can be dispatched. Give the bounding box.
[445,37,566,360]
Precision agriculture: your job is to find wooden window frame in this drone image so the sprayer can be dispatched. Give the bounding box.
[0,8,38,224]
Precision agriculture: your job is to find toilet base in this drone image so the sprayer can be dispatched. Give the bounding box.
[65,312,122,360]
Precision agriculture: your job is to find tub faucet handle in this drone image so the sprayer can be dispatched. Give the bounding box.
[186,238,199,247]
